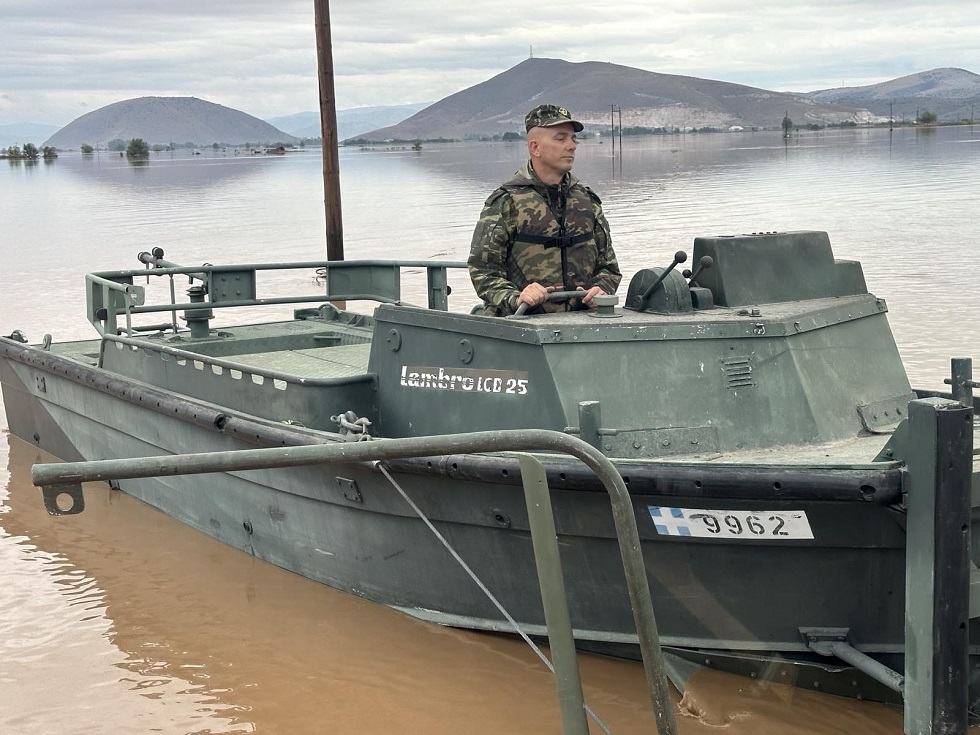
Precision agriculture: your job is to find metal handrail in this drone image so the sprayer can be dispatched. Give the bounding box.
[34,429,678,735]
[91,258,469,280]
[85,257,468,336]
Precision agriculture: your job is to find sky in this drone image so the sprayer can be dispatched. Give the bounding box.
[2,0,979,126]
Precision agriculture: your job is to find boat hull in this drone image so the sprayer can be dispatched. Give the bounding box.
[0,343,937,660]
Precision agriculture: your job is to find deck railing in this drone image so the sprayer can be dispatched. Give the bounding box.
[33,429,681,735]
[85,254,468,337]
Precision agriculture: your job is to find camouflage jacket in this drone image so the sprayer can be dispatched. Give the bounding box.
[468,161,621,316]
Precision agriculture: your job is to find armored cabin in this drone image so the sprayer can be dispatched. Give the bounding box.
[370,231,912,459]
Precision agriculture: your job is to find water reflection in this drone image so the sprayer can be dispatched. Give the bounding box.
[0,441,243,734]
[57,148,291,193]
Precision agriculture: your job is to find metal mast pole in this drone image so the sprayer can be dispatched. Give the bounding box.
[610,104,615,156]
[314,0,344,260]
[618,105,623,150]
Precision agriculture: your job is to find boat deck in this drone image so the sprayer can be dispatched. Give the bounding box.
[230,343,372,379]
[45,338,374,382]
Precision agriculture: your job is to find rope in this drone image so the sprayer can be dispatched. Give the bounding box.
[376,461,613,735]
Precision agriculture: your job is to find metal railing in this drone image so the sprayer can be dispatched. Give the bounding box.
[33,429,679,735]
[85,256,468,337]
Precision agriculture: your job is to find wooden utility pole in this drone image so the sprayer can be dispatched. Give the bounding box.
[314,0,344,260]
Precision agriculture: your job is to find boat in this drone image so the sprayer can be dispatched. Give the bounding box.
[2,229,977,718]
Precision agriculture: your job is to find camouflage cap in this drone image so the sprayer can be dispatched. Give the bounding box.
[524,104,584,133]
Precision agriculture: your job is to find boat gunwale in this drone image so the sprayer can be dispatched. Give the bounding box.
[1,334,906,505]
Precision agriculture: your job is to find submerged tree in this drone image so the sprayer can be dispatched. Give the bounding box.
[781,113,793,138]
[126,138,150,157]
[916,110,938,125]
[80,144,94,154]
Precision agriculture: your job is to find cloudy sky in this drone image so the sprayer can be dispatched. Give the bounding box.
[2,0,979,126]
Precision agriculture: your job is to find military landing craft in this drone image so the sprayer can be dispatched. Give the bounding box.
[2,230,978,723]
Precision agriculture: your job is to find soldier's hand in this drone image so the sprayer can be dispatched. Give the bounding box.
[519,283,555,308]
[578,286,605,306]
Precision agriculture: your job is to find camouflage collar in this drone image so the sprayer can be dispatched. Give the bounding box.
[508,160,579,191]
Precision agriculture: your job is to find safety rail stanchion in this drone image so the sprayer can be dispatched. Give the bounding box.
[946,357,978,408]
[517,454,589,735]
[904,398,973,735]
[32,429,679,735]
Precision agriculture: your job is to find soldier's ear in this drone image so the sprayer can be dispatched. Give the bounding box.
[528,138,540,158]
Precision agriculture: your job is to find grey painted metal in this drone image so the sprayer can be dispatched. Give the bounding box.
[577,401,602,450]
[946,358,979,408]
[98,333,375,387]
[971,567,980,621]
[368,284,912,458]
[1,336,352,448]
[802,628,905,693]
[425,265,451,311]
[184,286,213,338]
[32,428,679,735]
[517,454,589,735]
[827,641,905,694]
[107,258,469,276]
[691,231,868,306]
[86,259,467,336]
[1,329,909,502]
[905,398,973,735]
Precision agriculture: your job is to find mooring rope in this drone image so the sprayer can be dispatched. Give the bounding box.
[376,461,613,735]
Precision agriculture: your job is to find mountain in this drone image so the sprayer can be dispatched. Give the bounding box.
[265,111,321,139]
[354,58,864,142]
[44,97,297,149]
[803,68,980,121]
[0,122,60,149]
[268,103,430,141]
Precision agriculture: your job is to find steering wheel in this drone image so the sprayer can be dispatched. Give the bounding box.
[513,290,586,317]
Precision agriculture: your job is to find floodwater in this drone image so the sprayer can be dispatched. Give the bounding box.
[2,126,979,733]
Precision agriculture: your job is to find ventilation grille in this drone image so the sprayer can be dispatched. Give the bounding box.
[723,356,755,389]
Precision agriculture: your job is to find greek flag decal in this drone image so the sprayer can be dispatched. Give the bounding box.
[649,506,692,536]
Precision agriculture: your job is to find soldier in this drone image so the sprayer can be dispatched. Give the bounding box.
[468,104,621,316]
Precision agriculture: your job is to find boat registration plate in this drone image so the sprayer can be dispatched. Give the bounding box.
[648,506,814,540]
